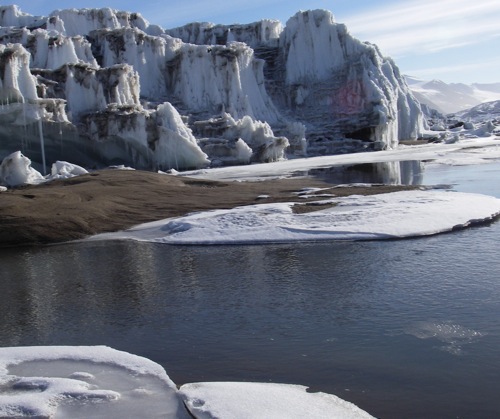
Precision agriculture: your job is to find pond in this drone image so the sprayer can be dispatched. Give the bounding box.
[0,161,499,418]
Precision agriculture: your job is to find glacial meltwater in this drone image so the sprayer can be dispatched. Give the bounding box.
[1,162,499,418]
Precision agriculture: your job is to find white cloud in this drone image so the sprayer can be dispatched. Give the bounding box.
[343,0,500,57]
[406,56,500,78]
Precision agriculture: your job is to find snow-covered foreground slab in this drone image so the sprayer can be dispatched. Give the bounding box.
[91,190,500,244]
[0,346,189,418]
[180,382,374,419]
[0,346,374,418]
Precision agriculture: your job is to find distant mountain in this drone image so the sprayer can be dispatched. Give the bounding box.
[405,76,500,115]
[456,100,500,122]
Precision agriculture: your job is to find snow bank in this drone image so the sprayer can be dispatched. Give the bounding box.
[89,189,500,245]
[181,382,374,419]
[0,345,375,419]
[0,345,188,419]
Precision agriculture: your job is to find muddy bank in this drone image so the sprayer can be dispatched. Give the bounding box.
[0,169,415,247]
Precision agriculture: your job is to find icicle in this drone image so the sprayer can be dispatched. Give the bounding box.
[37,117,47,175]
[21,99,27,153]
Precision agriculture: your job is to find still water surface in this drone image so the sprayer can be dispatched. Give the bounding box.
[0,162,499,418]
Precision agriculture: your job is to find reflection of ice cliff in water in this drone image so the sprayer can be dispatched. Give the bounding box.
[295,161,424,185]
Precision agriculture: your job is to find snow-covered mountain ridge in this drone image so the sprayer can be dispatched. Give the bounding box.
[405,76,500,115]
[455,100,500,122]
[0,5,425,171]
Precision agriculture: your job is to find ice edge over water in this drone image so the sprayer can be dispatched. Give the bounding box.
[90,190,500,245]
[0,345,374,419]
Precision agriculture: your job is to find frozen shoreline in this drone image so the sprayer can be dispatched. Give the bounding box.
[0,345,374,418]
[1,139,499,247]
[89,189,500,244]
[89,139,500,245]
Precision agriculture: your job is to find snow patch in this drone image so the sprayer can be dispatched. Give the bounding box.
[181,381,374,419]
[89,190,500,245]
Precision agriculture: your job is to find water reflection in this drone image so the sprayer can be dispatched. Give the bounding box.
[1,161,500,418]
[294,160,424,185]
[1,222,500,418]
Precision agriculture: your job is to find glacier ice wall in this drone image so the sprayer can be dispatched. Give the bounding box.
[167,41,280,123]
[277,10,425,152]
[166,20,283,48]
[193,112,288,165]
[0,6,425,172]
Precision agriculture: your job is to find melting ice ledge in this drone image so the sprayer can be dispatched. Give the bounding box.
[0,346,374,418]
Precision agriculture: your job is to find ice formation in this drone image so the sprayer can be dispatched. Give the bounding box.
[0,345,375,419]
[0,150,43,186]
[278,10,425,152]
[90,189,500,245]
[166,19,283,48]
[0,346,189,418]
[0,150,92,186]
[0,5,425,171]
[180,382,374,419]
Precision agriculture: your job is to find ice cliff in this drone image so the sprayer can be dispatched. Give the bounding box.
[0,5,424,172]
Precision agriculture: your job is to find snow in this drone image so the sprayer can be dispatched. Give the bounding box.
[83,137,500,245]
[405,76,500,114]
[0,152,88,187]
[0,346,189,419]
[90,190,500,245]
[50,160,88,178]
[0,345,375,419]
[180,382,374,419]
[182,138,500,182]
[0,151,44,187]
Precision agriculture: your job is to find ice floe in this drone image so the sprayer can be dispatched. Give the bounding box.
[0,346,373,418]
[180,381,374,419]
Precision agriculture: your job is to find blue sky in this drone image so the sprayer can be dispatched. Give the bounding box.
[6,0,500,84]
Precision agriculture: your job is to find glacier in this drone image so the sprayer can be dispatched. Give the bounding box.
[0,5,425,172]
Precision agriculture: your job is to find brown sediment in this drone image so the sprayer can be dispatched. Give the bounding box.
[0,169,416,247]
